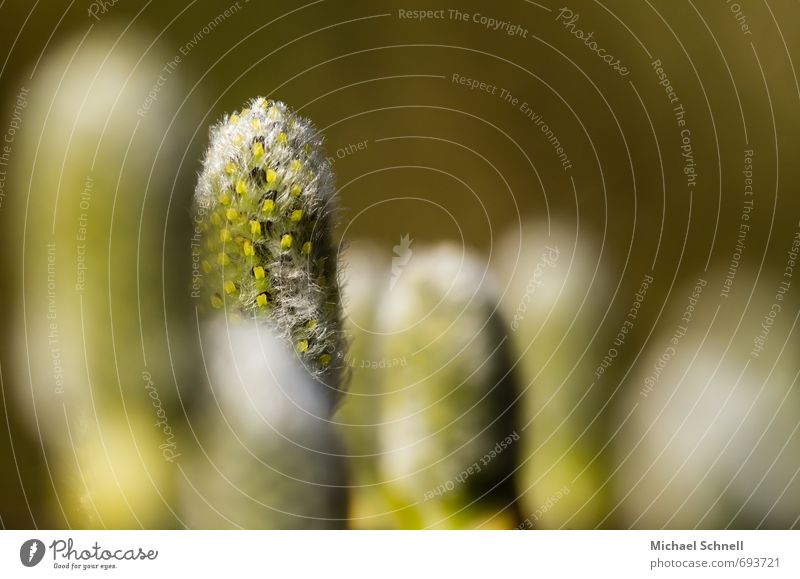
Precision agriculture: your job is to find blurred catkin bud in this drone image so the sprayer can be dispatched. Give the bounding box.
[375,243,520,529]
[335,243,394,528]
[614,272,800,529]
[492,221,615,528]
[8,31,194,528]
[181,318,348,529]
[194,98,345,407]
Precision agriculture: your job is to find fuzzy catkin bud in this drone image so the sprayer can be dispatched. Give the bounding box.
[194,98,345,401]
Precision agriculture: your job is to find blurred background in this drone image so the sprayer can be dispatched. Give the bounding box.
[0,0,798,529]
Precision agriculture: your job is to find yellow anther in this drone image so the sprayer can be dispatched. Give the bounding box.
[219,193,231,206]
[252,141,264,158]
[220,229,232,242]
[256,293,268,307]
[253,266,265,279]
[211,294,224,309]
[290,209,303,222]
[280,234,293,250]
[250,220,262,236]
[217,252,229,266]
[296,339,308,353]
[301,241,312,255]
[233,134,243,146]
[243,240,255,257]
[305,319,317,330]
[224,280,237,295]
[225,161,237,175]
[236,180,247,194]
[278,132,288,144]
[290,159,302,173]
[211,212,222,226]
[229,114,239,125]
[225,208,238,221]
[290,184,302,197]
[251,118,261,130]
[319,354,332,367]
[266,168,277,184]
[262,199,274,214]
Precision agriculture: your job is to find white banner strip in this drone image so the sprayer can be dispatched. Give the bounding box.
[1,530,798,578]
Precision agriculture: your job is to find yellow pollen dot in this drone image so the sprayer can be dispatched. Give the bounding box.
[296,339,308,353]
[211,212,222,226]
[290,159,302,173]
[301,241,312,255]
[290,209,303,222]
[253,266,265,279]
[236,180,247,194]
[220,229,232,242]
[280,234,293,250]
[256,293,268,307]
[290,184,302,197]
[243,240,255,256]
[211,294,224,309]
[225,208,238,221]
[225,162,237,175]
[219,193,231,206]
[217,253,229,266]
[278,132,288,144]
[224,280,237,295]
[251,118,261,130]
[252,141,264,158]
[305,320,317,330]
[268,106,279,119]
[266,168,277,184]
[233,134,243,146]
[229,114,239,124]
[319,354,332,367]
[262,199,274,214]
[250,220,262,236]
